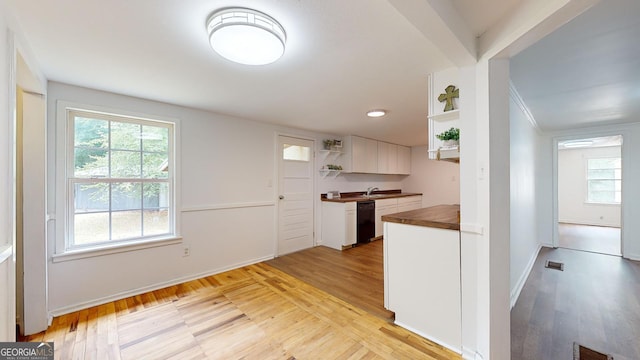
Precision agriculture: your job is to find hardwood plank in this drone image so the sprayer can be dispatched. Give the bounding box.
[21,245,460,359]
[266,240,394,320]
[511,247,640,360]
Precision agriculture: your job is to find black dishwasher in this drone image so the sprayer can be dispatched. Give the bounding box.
[357,200,375,244]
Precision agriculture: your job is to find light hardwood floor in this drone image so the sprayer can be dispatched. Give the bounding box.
[23,253,460,359]
[267,240,393,320]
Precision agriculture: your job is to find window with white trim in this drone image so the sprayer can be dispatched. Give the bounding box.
[68,109,175,250]
[586,157,621,204]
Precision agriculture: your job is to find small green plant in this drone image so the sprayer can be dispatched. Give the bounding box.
[322,139,335,149]
[436,127,460,141]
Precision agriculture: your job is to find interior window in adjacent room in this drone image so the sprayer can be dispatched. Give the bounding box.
[586,157,621,204]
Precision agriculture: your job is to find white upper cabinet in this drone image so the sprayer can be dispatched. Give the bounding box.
[397,145,411,175]
[345,136,411,175]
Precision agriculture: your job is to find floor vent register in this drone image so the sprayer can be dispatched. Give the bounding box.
[545,260,564,271]
[573,342,613,360]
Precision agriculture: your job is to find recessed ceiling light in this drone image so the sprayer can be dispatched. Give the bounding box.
[367,110,386,118]
[207,8,286,65]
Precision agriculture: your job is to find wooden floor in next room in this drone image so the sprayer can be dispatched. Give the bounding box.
[511,246,640,360]
[22,240,459,360]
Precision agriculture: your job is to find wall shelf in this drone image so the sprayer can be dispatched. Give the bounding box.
[319,149,343,161]
[427,109,459,122]
[319,169,342,178]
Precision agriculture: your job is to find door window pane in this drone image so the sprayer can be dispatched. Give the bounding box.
[283,144,310,161]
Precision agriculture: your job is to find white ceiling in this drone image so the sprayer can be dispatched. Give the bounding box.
[7,0,460,146]
[510,0,640,132]
[11,0,634,145]
[452,0,521,36]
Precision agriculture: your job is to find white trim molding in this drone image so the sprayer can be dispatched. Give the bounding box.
[510,244,543,309]
[509,81,540,132]
[181,201,275,213]
[48,254,273,317]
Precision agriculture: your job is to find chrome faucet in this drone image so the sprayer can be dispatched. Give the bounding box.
[366,187,379,196]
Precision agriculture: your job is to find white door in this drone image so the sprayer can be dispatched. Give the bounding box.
[277,136,314,256]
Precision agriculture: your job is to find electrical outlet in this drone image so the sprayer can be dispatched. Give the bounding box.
[183,245,190,257]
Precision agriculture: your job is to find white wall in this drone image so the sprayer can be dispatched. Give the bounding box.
[402,146,460,207]
[548,124,640,260]
[509,90,542,308]
[558,146,621,227]
[0,2,13,341]
[45,82,417,314]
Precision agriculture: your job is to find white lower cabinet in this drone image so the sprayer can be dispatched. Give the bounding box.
[321,201,356,250]
[375,196,422,237]
[375,198,398,238]
[396,195,422,213]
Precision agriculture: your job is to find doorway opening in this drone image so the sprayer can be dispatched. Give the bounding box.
[557,135,622,256]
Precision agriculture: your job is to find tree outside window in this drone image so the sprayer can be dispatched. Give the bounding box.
[69,110,173,248]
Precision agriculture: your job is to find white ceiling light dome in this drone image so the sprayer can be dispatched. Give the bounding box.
[207,8,287,66]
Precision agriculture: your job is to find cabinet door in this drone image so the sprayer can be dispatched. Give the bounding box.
[375,198,398,237]
[397,146,411,175]
[351,136,367,173]
[397,195,422,212]
[387,143,398,174]
[345,209,356,246]
[364,138,378,173]
[351,136,378,173]
[377,142,389,174]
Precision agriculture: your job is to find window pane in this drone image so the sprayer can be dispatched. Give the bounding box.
[111,122,141,150]
[74,117,108,149]
[143,153,169,179]
[588,158,620,170]
[112,182,141,211]
[283,144,310,161]
[143,209,169,236]
[589,180,614,191]
[143,182,169,208]
[74,183,109,212]
[111,210,142,240]
[142,126,168,153]
[588,169,615,180]
[111,150,141,178]
[74,212,109,245]
[74,148,108,178]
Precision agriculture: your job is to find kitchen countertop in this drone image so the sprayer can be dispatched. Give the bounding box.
[320,190,422,203]
[381,204,460,230]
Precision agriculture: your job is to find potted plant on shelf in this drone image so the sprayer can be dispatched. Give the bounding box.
[323,139,335,150]
[436,127,460,147]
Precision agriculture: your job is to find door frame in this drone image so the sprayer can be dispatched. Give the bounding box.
[552,130,628,258]
[274,132,317,257]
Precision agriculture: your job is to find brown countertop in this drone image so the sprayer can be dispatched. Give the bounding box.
[321,190,422,203]
[381,204,460,230]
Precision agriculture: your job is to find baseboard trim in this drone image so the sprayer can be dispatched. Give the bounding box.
[48,254,274,317]
[394,320,462,355]
[625,253,640,261]
[510,244,542,309]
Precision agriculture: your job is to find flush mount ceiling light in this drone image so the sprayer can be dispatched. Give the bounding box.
[366,110,387,118]
[207,8,286,65]
[562,140,594,148]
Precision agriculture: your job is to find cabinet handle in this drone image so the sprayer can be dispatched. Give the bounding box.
[279,195,285,200]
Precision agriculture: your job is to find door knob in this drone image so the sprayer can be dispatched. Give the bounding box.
[279,195,285,200]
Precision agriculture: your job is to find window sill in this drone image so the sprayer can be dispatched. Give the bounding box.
[52,236,183,263]
[584,202,621,206]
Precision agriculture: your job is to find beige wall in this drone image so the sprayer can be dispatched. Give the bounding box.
[402,146,460,207]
